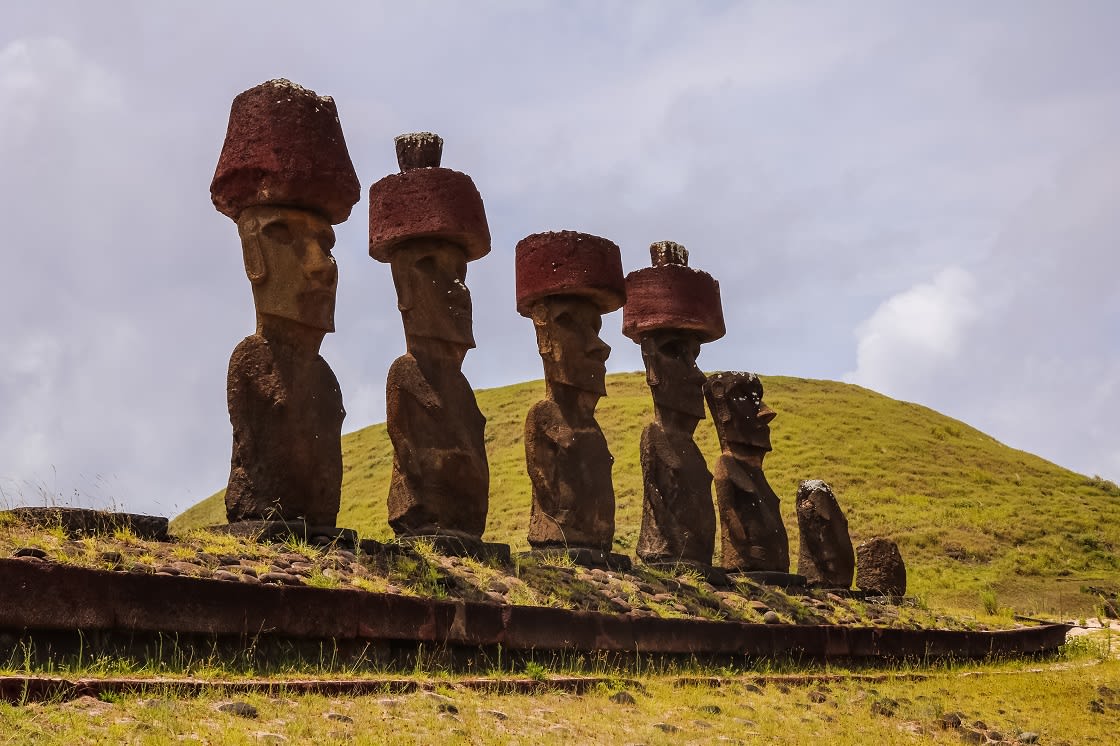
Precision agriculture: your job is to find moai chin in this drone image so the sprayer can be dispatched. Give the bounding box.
[795,479,855,588]
[623,242,725,570]
[369,133,492,541]
[211,79,359,525]
[515,231,626,558]
[705,372,791,573]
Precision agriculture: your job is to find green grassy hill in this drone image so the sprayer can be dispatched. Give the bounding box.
[173,373,1119,615]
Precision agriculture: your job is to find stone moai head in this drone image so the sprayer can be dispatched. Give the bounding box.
[515,231,626,396]
[211,79,360,334]
[623,242,725,420]
[705,371,776,457]
[369,133,490,355]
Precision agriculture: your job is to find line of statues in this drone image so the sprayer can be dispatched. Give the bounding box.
[210,79,902,590]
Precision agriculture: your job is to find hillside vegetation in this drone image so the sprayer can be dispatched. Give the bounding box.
[173,373,1120,615]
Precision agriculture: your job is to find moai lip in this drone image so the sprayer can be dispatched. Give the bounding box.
[624,243,725,568]
[212,79,358,527]
[515,231,626,557]
[705,371,791,575]
[370,134,494,542]
[796,479,855,589]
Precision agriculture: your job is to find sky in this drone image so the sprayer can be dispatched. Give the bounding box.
[1,1,1117,517]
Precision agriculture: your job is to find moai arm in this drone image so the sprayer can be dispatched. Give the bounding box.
[638,421,688,558]
[385,355,442,484]
[227,336,284,411]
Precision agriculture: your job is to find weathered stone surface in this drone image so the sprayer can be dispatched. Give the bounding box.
[625,244,724,568]
[517,231,624,552]
[856,537,907,596]
[214,80,358,527]
[224,321,344,525]
[795,480,854,589]
[371,134,490,540]
[211,79,360,224]
[704,372,789,573]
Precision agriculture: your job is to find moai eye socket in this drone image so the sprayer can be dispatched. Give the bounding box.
[262,220,293,245]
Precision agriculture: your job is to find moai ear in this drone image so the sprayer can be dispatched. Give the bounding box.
[531,303,553,356]
[390,258,415,312]
[708,380,731,422]
[640,337,660,387]
[237,214,268,284]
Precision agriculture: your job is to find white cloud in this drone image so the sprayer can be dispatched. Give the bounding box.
[846,267,979,394]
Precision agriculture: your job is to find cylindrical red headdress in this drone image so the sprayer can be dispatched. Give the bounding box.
[622,241,725,343]
[211,79,360,224]
[515,231,625,317]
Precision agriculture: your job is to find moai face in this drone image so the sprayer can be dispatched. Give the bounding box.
[641,330,707,419]
[706,373,775,454]
[237,205,338,333]
[390,240,475,349]
[531,296,610,396]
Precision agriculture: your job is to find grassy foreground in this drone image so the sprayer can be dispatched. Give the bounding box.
[174,373,1120,617]
[2,651,1118,745]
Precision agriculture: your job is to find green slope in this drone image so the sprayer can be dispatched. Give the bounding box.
[173,372,1120,615]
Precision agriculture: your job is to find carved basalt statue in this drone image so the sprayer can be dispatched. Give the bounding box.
[704,371,791,573]
[623,242,725,568]
[515,231,626,554]
[211,79,359,525]
[795,479,855,588]
[369,133,491,540]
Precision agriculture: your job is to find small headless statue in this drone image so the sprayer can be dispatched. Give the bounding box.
[210,79,360,525]
[515,231,626,552]
[623,242,726,568]
[369,133,491,540]
[704,372,790,573]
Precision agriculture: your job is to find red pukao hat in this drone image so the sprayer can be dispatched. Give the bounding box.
[368,133,490,262]
[622,241,725,343]
[514,231,626,317]
[211,79,360,224]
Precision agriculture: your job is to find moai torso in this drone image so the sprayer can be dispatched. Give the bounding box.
[226,334,344,524]
[715,455,788,572]
[525,398,615,549]
[385,352,488,537]
[636,420,715,563]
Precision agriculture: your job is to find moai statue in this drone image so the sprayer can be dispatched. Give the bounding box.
[623,242,725,576]
[211,79,359,526]
[856,537,907,596]
[369,133,496,551]
[704,372,791,575]
[515,231,628,569]
[795,479,855,589]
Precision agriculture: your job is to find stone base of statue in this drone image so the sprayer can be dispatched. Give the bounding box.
[522,547,632,572]
[3,507,170,542]
[643,559,731,587]
[729,570,807,589]
[394,533,511,564]
[208,520,359,552]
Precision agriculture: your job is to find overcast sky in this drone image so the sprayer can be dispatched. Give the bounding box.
[2,1,1117,517]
